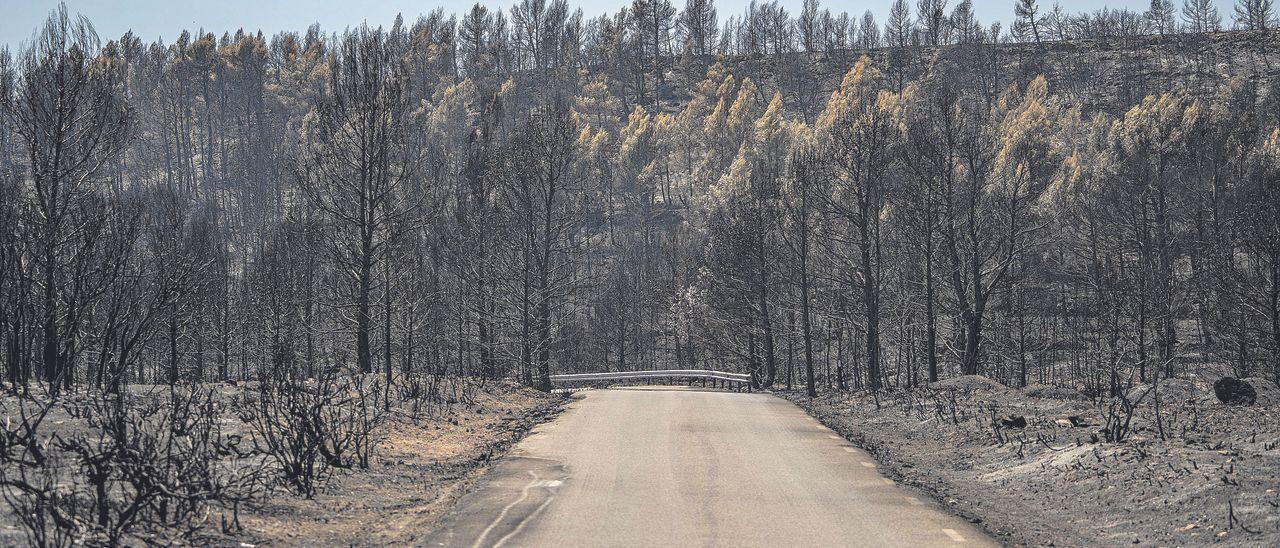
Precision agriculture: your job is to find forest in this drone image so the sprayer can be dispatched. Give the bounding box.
[1,0,1279,544]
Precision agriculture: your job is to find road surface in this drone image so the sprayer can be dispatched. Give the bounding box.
[424,387,996,547]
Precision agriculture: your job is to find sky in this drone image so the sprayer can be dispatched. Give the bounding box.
[0,1,1241,52]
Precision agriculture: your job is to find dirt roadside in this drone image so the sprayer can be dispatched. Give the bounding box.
[219,383,566,547]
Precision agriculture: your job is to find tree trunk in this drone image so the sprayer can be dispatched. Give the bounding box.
[925,228,939,383]
[861,229,882,390]
[535,296,552,391]
[757,231,776,387]
[800,192,815,395]
[168,317,179,385]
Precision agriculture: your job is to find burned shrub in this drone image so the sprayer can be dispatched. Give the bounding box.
[1101,387,1149,443]
[397,370,448,420]
[0,393,56,467]
[0,459,80,548]
[236,368,386,497]
[0,387,267,546]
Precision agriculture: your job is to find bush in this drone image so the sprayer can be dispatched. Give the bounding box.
[236,368,386,497]
[0,386,267,546]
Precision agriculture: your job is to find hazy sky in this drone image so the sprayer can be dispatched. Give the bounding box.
[0,1,1240,51]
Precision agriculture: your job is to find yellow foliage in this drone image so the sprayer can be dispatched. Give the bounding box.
[620,106,652,156]
[754,92,785,141]
[1040,112,1115,212]
[704,97,728,138]
[1114,93,1198,160]
[994,76,1055,182]
[727,77,760,137]
[1258,128,1280,170]
[707,145,754,206]
[716,73,737,102]
[424,78,478,141]
[817,56,881,133]
[576,75,623,128]
[576,124,595,149]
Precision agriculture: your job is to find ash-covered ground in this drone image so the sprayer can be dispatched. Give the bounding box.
[783,376,1280,546]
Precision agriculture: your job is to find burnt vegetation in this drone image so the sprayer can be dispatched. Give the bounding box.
[1,0,1280,543]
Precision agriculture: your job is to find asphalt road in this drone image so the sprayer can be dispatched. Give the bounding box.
[424,387,996,548]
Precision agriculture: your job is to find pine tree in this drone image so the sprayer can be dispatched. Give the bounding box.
[1235,0,1277,29]
[677,0,718,56]
[886,0,913,48]
[815,57,899,390]
[1,5,132,390]
[859,11,882,49]
[1014,0,1043,43]
[1146,0,1177,34]
[950,0,981,44]
[916,0,950,46]
[1183,0,1223,32]
[297,26,421,377]
[798,0,822,53]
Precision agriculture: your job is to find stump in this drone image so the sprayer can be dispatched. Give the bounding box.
[1213,377,1257,406]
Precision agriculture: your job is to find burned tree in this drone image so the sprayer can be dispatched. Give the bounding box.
[296,26,423,377]
[0,6,131,392]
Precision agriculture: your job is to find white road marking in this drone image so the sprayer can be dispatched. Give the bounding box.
[472,472,540,548]
[942,528,966,542]
[514,455,562,463]
[473,472,564,548]
[906,496,924,506]
[493,495,556,548]
[860,461,876,468]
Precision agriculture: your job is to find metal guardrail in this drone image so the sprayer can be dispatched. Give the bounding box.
[550,369,752,386]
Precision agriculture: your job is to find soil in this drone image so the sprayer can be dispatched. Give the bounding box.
[780,376,1280,547]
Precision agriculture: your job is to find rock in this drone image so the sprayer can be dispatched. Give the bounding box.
[1213,377,1257,406]
[1239,377,1279,406]
[1055,418,1073,428]
[999,415,1027,429]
